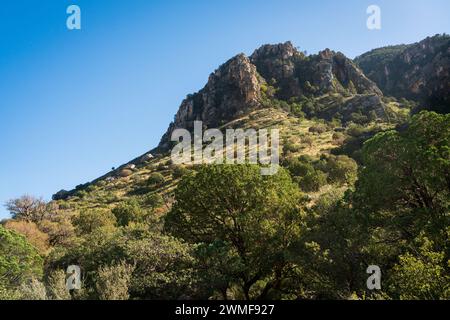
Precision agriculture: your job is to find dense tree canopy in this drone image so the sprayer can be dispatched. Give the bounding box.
[165,164,305,299]
[1,111,448,300]
[0,225,43,288]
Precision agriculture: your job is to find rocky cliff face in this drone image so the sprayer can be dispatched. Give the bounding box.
[250,42,382,99]
[249,41,303,99]
[55,36,448,200]
[158,54,264,149]
[355,34,450,112]
[159,35,450,151]
[158,42,383,149]
[328,51,383,96]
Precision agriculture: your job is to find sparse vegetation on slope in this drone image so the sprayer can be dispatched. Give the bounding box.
[2,37,449,300]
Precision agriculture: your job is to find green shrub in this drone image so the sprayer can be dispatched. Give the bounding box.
[73,209,117,235]
[332,132,345,141]
[349,112,369,125]
[0,225,43,288]
[172,166,190,179]
[283,140,301,154]
[286,158,314,177]
[18,278,47,300]
[46,270,72,300]
[142,193,164,210]
[309,125,327,134]
[324,155,358,185]
[112,200,146,227]
[302,135,314,148]
[286,156,328,192]
[296,170,328,192]
[147,173,165,186]
[95,261,135,300]
[346,124,367,137]
[75,190,88,199]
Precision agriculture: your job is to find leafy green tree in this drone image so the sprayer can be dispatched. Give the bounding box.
[194,240,243,299]
[147,173,165,187]
[172,165,190,179]
[122,226,196,299]
[293,190,369,299]
[286,156,328,192]
[112,199,148,227]
[95,261,135,300]
[354,111,449,243]
[388,235,450,300]
[348,111,450,298]
[73,209,117,235]
[0,225,43,289]
[142,193,164,210]
[320,155,358,185]
[296,170,328,192]
[46,269,71,300]
[285,156,314,177]
[165,164,304,299]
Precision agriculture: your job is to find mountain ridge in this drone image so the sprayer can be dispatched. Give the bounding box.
[355,34,450,112]
[158,41,384,150]
[53,35,448,201]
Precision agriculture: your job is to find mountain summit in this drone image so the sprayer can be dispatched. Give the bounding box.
[159,41,385,149]
[53,35,448,202]
[250,41,382,98]
[158,53,263,150]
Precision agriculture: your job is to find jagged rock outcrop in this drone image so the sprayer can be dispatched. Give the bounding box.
[316,94,387,123]
[250,41,303,98]
[157,41,400,150]
[250,42,382,100]
[54,36,448,200]
[158,54,263,149]
[355,34,450,112]
[329,51,383,96]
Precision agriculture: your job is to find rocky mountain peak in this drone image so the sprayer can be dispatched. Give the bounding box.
[330,51,383,96]
[158,53,263,149]
[251,41,298,61]
[249,42,301,98]
[207,53,262,106]
[310,48,382,95]
[249,43,382,99]
[157,42,390,150]
[319,48,334,60]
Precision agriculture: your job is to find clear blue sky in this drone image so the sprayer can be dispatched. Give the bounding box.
[1,0,449,219]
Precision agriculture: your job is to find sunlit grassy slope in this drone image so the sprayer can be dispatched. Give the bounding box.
[54,94,408,216]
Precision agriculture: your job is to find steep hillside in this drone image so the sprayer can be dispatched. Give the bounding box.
[6,36,449,302]
[158,42,386,149]
[52,41,411,214]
